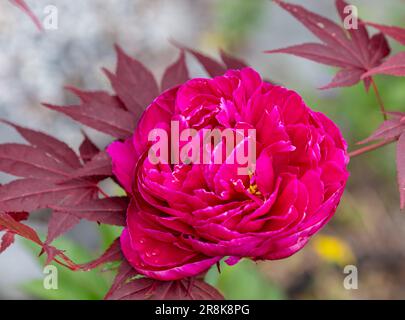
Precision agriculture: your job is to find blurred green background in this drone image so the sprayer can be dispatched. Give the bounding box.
[0,0,404,299]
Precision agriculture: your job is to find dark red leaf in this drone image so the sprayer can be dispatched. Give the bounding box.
[187,279,224,300]
[267,0,391,89]
[67,151,112,180]
[365,22,405,46]
[265,43,355,68]
[387,112,405,118]
[0,212,42,246]
[104,45,159,118]
[368,33,391,68]
[105,278,155,300]
[0,143,73,181]
[0,232,15,253]
[397,133,405,209]
[0,120,81,169]
[80,238,122,271]
[180,45,226,77]
[0,212,28,229]
[46,212,81,245]
[320,68,364,90]
[104,260,138,299]
[358,116,405,144]
[362,52,405,78]
[9,0,43,31]
[0,211,83,269]
[107,278,224,300]
[220,50,248,70]
[335,0,370,64]
[274,0,358,62]
[43,102,135,140]
[46,187,98,244]
[3,212,29,224]
[41,245,67,266]
[65,87,127,111]
[0,211,28,253]
[161,51,189,91]
[0,179,97,213]
[50,197,128,226]
[79,131,100,163]
[43,80,138,139]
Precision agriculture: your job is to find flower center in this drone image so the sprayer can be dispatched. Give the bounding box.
[247,171,261,196]
[248,183,261,196]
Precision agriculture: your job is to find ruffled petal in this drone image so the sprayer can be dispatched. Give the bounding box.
[107,138,136,193]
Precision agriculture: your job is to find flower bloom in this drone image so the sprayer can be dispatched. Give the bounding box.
[107,67,349,281]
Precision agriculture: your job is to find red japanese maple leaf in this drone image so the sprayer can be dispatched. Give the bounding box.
[266,0,392,89]
[0,212,28,253]
[356,112,405,209]
[9,0,43,31]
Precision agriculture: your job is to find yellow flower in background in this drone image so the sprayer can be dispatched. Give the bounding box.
[201,32,229,51]
[313,235,355,267]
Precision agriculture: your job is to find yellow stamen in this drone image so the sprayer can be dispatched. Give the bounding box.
[248,183,261,196]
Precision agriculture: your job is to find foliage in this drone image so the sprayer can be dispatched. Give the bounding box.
[267,0,405,209]
[21,225,121,300]
[2,0,405,300]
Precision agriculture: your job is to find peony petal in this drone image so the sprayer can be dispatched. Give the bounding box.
[121,228,219,281]
[107,139,136,193]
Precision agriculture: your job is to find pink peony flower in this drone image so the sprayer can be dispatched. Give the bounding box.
[107,67,349,281]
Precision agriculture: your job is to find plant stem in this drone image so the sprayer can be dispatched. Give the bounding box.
[348,138,396,158]
[371,78,387,121]
[97,186,109,198]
